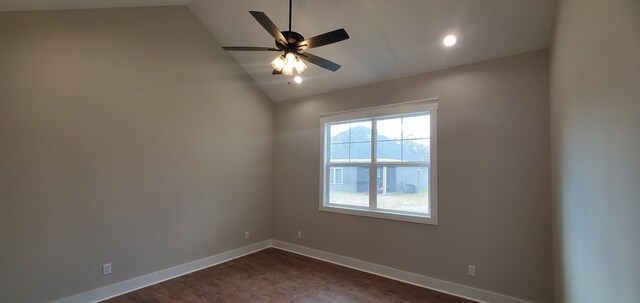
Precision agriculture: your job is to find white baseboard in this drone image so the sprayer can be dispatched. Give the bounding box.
[271,240,532,303]
[54,239,531,303]
[53,240,272,303]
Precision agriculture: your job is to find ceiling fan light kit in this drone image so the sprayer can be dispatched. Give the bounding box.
[221,0,349,80]
[271,52,307,75]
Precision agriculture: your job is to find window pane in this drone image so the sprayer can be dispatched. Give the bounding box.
[377,140,402,162]
[402,115,430,139]
[377,118,402,141]
[402,139,430,162]
[330,123,350,143]
[376,165,429,214]
[329,121,372,163]
[350,142,371,162]
[330,143,349,162]
[329,166,369,207]
[350,121,372,142]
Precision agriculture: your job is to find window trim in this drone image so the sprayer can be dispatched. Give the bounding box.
[319,99,439,225]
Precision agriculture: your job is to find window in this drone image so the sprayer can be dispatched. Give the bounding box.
[320,100,438,225]
[329,167,344,184]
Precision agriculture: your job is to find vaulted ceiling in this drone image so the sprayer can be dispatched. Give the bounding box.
[0,0,555,102]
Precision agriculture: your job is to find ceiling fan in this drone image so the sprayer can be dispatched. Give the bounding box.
[221,0,350,77]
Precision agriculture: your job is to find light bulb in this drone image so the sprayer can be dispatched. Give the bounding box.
[285,52,297,65]
[282,64,294,76]
[443,35,457,47]
[271,55,285,71]
[295,60,307,73]
[293,76,302,84]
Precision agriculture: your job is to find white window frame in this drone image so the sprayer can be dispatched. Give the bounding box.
[319,99,438,225]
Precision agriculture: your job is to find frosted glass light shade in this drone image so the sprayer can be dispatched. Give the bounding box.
[285,52,297,65]
[295,60,307,73]
[271,55,286,71]
[282,64,294,75]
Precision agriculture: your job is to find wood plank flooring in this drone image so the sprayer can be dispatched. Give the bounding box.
[103,248,477,303]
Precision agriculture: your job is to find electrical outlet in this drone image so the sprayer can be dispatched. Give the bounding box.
[244,231,250,239]
[468,265,476,277]
[102,263,112,276]
[297,231,302,239]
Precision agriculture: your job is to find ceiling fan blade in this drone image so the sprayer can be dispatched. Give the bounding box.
[297,28,349,50]
[249,11,287,46]
[298,52,341,72]
[222,46,280,51]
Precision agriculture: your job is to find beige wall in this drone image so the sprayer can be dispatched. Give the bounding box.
[273,50,553,302]
[0,7,273,303]
[551,0,640,302]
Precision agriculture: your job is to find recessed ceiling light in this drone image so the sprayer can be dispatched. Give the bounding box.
[293,76,302,84]
[443,35,457,47]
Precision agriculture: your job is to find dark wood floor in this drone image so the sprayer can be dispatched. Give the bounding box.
[103,248,477,303]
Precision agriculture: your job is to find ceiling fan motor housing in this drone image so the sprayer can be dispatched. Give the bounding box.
[279,31,305,52]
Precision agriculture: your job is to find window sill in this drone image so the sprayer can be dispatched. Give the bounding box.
[319,204,438,225]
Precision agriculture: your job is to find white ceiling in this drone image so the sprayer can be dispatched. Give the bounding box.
[0,0,555,102]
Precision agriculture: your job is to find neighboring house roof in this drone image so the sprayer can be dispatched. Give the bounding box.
[331,126,429,162]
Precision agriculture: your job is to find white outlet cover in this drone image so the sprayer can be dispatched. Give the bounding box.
[102,263,112,276]
[468,265,476,277]
[244,231,250,239]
